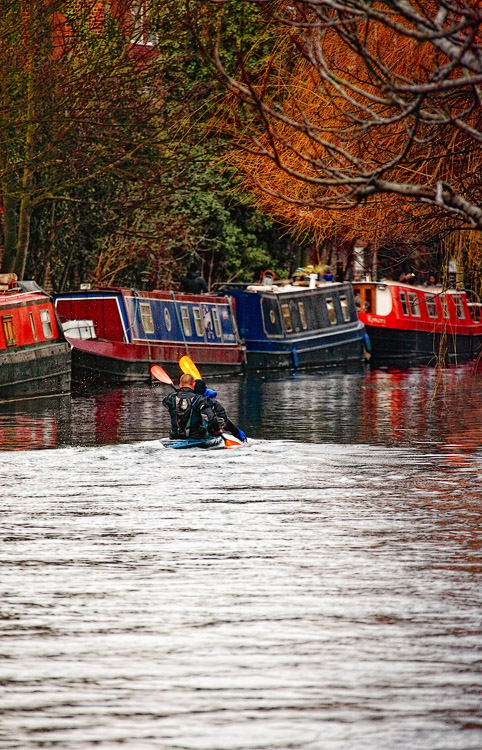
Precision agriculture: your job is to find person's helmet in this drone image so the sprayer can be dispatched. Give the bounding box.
[194,379,206,395]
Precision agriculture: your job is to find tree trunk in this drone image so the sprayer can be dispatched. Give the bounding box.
[1,193,18,273]
[14,192,33,279]
[58,244,76,293]
[40,200,56,288]
[13,2,36,280]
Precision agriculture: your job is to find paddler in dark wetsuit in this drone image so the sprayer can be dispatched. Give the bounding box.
[194,379,247,442]
[163,373,222,439]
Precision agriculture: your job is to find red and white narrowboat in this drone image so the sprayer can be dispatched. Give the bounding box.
[0,275,71,402]
[353,280,482,367]
[54,287,246,384]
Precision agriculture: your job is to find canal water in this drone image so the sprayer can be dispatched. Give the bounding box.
[1,366,481,749]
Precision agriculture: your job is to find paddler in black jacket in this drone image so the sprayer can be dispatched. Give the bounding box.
[194,379,247,441]
[163,373,222,439]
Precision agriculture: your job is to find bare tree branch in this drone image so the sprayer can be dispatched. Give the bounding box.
[192,0,482,232]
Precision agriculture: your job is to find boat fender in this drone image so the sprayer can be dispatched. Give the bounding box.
[363,331,372,353]
[291,348,299,370]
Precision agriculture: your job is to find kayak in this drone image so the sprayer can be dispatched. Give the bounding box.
[160,433,245,450]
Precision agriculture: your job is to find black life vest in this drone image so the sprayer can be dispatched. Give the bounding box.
[175,393,201,437]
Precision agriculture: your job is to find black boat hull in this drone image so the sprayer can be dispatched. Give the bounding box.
[70,346,245,385]
[366,325,482,367]
[0,341,71,402]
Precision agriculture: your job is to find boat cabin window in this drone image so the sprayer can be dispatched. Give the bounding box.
[193,307,203,336]
[399,291,409,316]
[425,294,437,318]
[364,289,373,313]
[326,298,337,325]
[164,307,172,331]
[407,292,420,317]
[29,311,38,341]
[140,303,154,334]
[40,309,54,338]
[297,302,308,330]
[2,315,17,347]
[469,303,482,323]
[340,295,351,322]
[281,303,292,332]
[212,307,222,337]
[441,295,449,318]
[452,295,465,319]
[181,306,192,336]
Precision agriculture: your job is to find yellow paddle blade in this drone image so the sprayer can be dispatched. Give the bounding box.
[179,355,202,380]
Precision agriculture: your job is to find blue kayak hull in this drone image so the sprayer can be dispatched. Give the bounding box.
[160,434,244,450]
[160,435,224,450]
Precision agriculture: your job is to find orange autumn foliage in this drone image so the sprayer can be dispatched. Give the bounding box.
[221,1,482,249]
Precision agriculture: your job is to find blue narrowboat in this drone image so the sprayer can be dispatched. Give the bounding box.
[224,281,366,370]
[54,287,245,384]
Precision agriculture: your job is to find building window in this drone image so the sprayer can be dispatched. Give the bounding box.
[326,298,337,325]
[453,295,465,319]
[2,315,17,347]
[140,303,154,333]
[164,307,172,332]
[408,292,420,316]
[339,295,351,322]
[425,294,437,318]
[298,301,308,330]
[180,306,191,336]
[193,307,203,336]
[40,309,54,338]
[212,308,221,337]
[29,311,38,341]
[399,291,409,316]
[130,1,158,46]
[281,303,292,332]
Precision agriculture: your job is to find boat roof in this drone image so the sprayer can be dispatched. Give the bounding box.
[245,281,344,294]
[354,280,461,294]
[56,287,228,304]
[0,289,49,306]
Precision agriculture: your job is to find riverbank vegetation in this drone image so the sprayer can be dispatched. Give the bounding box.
[1,1,481,291]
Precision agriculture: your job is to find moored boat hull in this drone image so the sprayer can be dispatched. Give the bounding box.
[0,341,71,402]
[54,288,246,385]
[225,282,366,371]
[353,281,482,368]
[68,338,244,385]
[243,327,365,370]
[365,325,482,367]
[0,279,72,403]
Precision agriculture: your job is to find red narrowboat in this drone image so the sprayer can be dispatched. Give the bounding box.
[0,275,71,402]
[353,280,482,367]
[54,287,246,384]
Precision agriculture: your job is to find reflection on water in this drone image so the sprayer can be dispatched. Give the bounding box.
[1,367,482,749]
[1,439,481,749]
[1,365,482,452]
